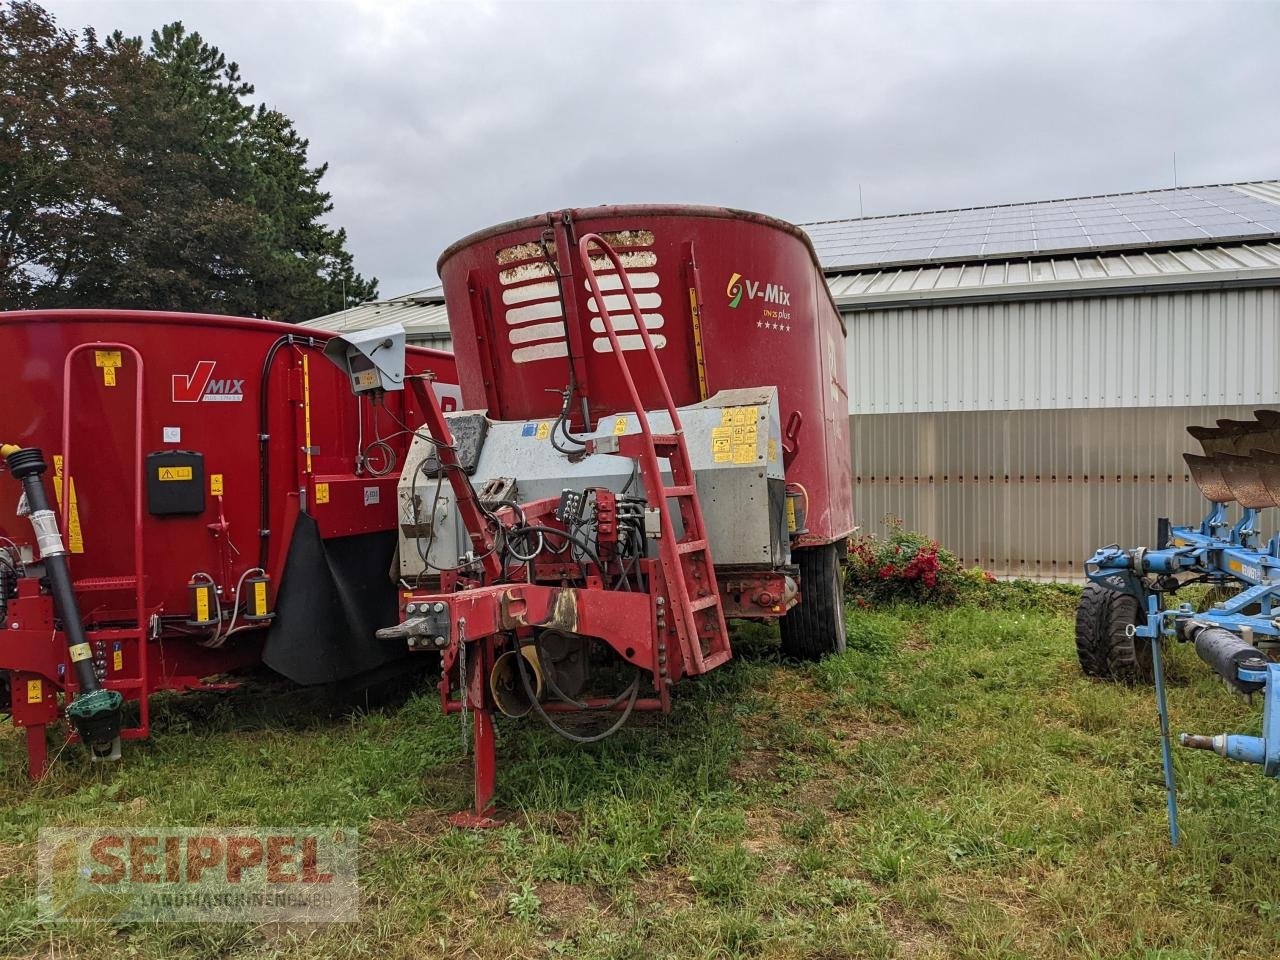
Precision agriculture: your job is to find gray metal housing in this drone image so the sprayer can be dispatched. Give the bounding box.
[397,388,787,580]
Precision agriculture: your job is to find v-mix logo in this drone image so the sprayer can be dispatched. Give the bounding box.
[173,361,245,403]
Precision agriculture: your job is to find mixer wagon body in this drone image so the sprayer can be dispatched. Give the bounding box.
[438,204,854,548]
[353,206,854,824]
[0,309,458,775]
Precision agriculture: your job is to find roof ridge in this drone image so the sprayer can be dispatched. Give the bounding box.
[800,178,1280,227]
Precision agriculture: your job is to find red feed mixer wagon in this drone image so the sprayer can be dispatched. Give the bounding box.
[0,310,458,777]
[338,204,854,825]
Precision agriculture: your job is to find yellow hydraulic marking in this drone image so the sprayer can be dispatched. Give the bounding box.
[26,679,42,704]
[210,473,224,496]
[50,456,83,554]
[157,466,193,481]
[69,642,92,663]
[302,354,314,475]
[688,288,709,401]
[314,482,330,505]
[613,416,628,435]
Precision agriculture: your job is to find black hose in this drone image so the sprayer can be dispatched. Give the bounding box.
[3,447,121,749]
[257,335,323,569]
[514,637,640,743]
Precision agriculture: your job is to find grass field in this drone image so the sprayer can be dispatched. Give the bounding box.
[2,585,1279,959]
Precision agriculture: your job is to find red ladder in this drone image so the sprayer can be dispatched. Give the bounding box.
[577,234,731,675]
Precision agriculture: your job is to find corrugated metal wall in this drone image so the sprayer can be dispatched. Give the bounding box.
[849,404,1264,580]
[843,284,1280,580]
[846,287,1280,414]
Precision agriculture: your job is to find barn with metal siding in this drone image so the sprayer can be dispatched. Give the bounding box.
[811,181,1280,579]
[303,285,452,350]
[304,180,1280,579]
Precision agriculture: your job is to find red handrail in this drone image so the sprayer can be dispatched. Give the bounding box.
[61,342,148,732]
[577,233,686,441]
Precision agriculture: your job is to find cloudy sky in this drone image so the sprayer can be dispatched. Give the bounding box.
[45,0,1280,299]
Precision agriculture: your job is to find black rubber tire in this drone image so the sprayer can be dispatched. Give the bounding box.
[1074,583,1153,683]
[781,543,847,661]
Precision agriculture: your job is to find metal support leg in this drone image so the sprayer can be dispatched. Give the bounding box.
[26,724,48,781]
[450,708,501,829]
[1144,594,1180,846]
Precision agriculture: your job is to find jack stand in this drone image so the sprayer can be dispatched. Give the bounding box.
[449,708,503,829]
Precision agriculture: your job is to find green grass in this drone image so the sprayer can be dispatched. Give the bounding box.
[3,588,1280,959]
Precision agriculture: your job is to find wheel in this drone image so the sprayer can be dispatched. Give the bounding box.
[781,543,847,660]
[1074,583,1152,683]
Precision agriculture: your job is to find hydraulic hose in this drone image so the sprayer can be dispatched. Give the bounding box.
[1,445,122,750]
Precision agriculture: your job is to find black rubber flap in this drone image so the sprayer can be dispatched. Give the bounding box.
[263,513,409,685]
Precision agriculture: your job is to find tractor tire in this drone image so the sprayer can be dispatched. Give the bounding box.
[1074,583,1153,683]
[781,543,847,661]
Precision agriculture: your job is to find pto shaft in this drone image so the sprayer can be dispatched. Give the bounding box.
[2,445,122,752]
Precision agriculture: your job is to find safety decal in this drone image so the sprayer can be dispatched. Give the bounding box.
[95,350,122,387]
[50,456,84,554]
[314,482,330,505]
[27,679,42,704]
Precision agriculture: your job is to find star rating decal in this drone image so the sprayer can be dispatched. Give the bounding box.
[755,320,793,332]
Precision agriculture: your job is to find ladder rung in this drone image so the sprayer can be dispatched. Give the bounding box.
[676,539,708,554]
[664,485,696,497]
[701,649,732,670]
[689,595,720,611]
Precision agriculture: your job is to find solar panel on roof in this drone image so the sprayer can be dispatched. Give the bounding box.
[803,182,1280,270]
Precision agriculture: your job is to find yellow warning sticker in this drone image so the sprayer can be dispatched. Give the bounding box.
[69,642,92,663]
[711,426,733,463]
[157,466,193,481]
[210,473,224,496]
[95,350,122,388]
[195,586,210,623]
[721,406,759,427]
[253,580,268,615]
[535,422,551,441]
[613,416,628,435]
[51,456,84,554]
[112,649,123,672]
[314,482,330,505]
[768,438,778,463]
[27,679,42,704]
[733,444,756,464]
[786,496,797,532]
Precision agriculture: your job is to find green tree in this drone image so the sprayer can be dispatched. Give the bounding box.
[0,2,376,320]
